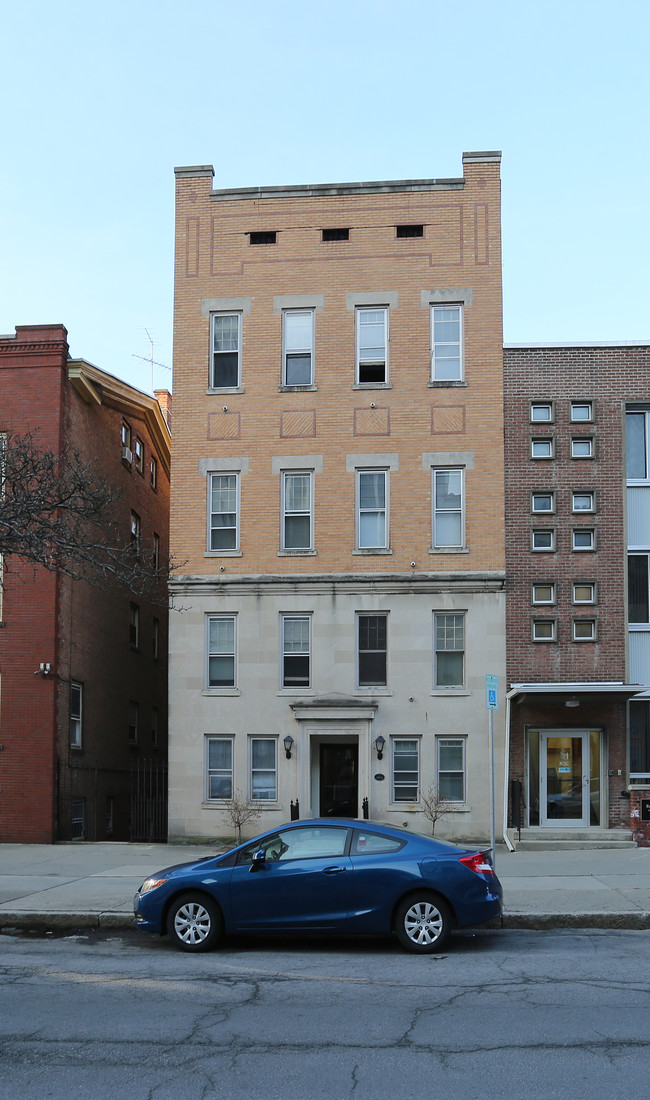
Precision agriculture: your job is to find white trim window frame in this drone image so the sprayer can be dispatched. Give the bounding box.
[572,491,595,513]
[356,307,388,384]
[574,619,596,642]
[281,614,311,689]
[434,612,465,689]
[571,437,594,458]
[532,619,556,642]
[432,468,464,548]
[209,472,239,552]
[573,582,596,605]
[573,528,595,551]
[437,737,466,802]
[431,304,463,382]
[283,309,314,386]
[356,468,388,549]
[530,401,553,424]
[531,491,554,514]
[532,583,555,605]
[250,737,278,802]
[282,471,313,551]
[70,682,82,749]
[531,438,554,459]
[211,312,241,389]
[391,738,420,802]
[206,736,234,801]
[532,528,555,551]
[627,410,650,481]
[207,615,237,688]
[571,401,593,423]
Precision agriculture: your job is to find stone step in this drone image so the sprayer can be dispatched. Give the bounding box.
[511,828,637,851]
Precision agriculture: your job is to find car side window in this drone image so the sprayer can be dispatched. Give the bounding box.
[237,826,348,864]
[351,830,405,855]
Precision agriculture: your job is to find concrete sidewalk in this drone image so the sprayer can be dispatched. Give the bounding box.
[1,841,650,933]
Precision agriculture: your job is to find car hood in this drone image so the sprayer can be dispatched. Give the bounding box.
[143,853,226,880]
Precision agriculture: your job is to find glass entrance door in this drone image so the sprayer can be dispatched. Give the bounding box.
[539,731,600,827]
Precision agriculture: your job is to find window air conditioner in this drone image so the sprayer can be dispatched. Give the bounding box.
[122,446,133,463]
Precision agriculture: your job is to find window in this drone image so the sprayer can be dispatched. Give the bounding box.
[322,227,349,242]
[628,555,650,623]
[574,619,596,641]
[431,305,462,381]
[571,401,593,422]
[130,511,141,555]
[392,739,419,801]
[531,438,553,459]
[105,797,114,835]
[207,615,236,687]
[153,532,160,570]
[572,437,593,458]
[573,528,595,551]
[573,582,595,604]
[129,603,140,648]
[121,421,132,463]
[150,456,158,489]
[211,313,241,388]
[209,473,238,551]
[396,224,424,238]
[630,700,650,783]
[358,613,387,687]
[283,310,314,386]
[357,469,388,549]
[281,615,311,688]
[572,491,595,512]
[152,617,160,659]
[238,824,348,862]
[532,583,555,605]
[356,307,388,384]
[434,612,465,688]
[71,799,85,840]
[70,682,82,748]
[151,707,159,748]
[134,438,144,474]
[249,230,277,244]
[128,701,139,744]
[437,738,465,801]
[432,469,463,547]
[206,737,233,800]
[627,411,650,480]
[532,529,555,551]
[532,492,554,513]
[530,402,553,423]
[250,738,277,800]
[282,471,313,550]
[532,619,556,641]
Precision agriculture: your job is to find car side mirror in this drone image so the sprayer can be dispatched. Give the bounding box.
[249,849,266,873]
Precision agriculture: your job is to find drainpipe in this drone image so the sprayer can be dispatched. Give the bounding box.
[502,686,519,852]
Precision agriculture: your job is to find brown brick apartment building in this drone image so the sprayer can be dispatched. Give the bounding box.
[169,153,506,843]
[503,342,650,844]
[0,324,170,842]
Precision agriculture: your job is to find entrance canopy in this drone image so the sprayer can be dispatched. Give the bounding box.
[508,682,644,707]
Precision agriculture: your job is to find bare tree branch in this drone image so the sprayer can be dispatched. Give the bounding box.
[421,784,453,836]
[0,431,171,605]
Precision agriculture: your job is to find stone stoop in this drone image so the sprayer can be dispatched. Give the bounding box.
[510,828,637,851]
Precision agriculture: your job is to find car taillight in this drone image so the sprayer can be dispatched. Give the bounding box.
[459,852,494,875]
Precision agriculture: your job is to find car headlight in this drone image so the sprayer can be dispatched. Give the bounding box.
[139,877,168,895]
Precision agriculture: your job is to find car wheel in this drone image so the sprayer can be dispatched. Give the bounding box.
[394,894,451,953]
[166,893,222,952]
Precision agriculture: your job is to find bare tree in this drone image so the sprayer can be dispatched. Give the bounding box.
[0,431,170,604]
[222,789,262,843]
[421,784,453,836]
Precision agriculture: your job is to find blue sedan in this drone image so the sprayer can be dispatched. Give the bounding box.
[133,819,502,954]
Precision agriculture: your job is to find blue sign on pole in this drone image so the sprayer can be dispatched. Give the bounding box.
[485,674,499,711]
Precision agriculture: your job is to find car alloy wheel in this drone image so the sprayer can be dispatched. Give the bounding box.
[166,893,222,952]
[395,894,451,953]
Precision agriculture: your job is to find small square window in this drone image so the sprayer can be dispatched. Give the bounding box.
[573,582,595,604]
[322,227,349,241]
[573,528,595,550]
[532,529,555,551]
[396,224,424,238]
[530,402,553,423]
[531,438,553,459]
[532,492,554,513]
[249,230,277,244]
[532,583,555,605]
[572,491,595,512]
[574,619,596,641]
[572,437,593,458]
[571,401,593,422]
[533,619,556,641]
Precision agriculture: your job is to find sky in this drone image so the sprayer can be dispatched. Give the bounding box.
[1,0,649,396]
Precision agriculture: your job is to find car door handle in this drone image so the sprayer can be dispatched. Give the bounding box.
[322,866,346,875]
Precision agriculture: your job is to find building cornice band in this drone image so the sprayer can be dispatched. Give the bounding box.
[170,571,506,598]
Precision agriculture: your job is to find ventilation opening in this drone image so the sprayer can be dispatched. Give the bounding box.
[249,230,277,245]
[396,224,424,238]
[322,227,350,242]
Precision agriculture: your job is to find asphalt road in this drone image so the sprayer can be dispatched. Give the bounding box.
[1,926,649,1099]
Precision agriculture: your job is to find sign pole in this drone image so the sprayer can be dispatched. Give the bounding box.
[485,674,499,871]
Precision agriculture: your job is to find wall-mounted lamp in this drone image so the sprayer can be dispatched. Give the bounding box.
[374,735,386,761]
[565,696,580,708]
[283,735,294,760]
[222,405,228,412]
[34,662,52,677]
[370,402,376,409]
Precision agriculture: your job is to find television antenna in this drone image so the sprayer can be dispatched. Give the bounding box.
[132,329,171,392]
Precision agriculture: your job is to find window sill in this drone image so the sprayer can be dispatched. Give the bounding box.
[428,546,469,555]
[277,549,317,556]
[427,379,467,388]
[353,548,393,555]
[278,688,315,695]
[431,689,470,697]
[202,688,240,697]
[204,550,243,557]
[352,383,392,390]
[206,386,244,395]
[279,384,318,392]
[356,688,392,696]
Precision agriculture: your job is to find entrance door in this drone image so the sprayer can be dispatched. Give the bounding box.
[319,744,358,817]
[540,732,594,827]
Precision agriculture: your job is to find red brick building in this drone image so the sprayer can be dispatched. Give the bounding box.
[0,324,170,842]
[503,342,650,844]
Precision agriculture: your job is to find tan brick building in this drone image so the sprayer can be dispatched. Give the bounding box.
[169,153,506,843]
